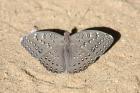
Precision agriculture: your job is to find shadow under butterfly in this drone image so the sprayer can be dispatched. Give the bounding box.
[21,26,121,73]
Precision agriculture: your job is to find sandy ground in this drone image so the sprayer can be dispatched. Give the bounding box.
[0,0,140,93]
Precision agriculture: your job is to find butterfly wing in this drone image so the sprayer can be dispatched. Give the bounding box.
[67,30,114,73]
[21,31,65,73]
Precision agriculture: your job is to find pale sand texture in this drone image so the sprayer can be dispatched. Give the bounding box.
[0,0,140,93]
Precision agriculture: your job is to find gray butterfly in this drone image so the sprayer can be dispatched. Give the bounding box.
[21,27,114,73]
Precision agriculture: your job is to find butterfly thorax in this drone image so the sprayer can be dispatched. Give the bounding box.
[64,32,71,72]
[64,32,71,46]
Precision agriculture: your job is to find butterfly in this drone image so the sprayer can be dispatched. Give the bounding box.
[21,26,114,73]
